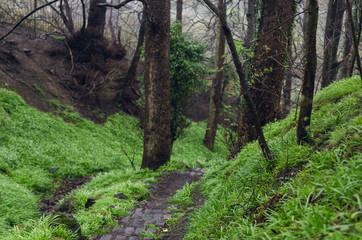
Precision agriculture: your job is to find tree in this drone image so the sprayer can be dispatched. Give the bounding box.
[86,0,107,38]
[170,22,210,141]
[202,0,272,161]
[177,0,183,22]
[204,0,226,151]
[297,0,318,144]
[232,0,295,155]
[321,0,345,88]
[141,0,172,170]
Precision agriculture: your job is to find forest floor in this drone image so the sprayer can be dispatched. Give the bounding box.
[93,168,204,240]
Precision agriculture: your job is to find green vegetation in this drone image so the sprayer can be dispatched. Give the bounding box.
[0,76,361,239]
[185,76,362,239]
[0,88,226,238]
[170,21,211,140]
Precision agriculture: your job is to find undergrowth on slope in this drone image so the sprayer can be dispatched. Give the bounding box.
[185,76,362,239]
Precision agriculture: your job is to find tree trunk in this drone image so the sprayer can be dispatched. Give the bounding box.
[281,51,293,116]
[245,0,256,49]
[233,0,295,154]
[87,0,106,38]
[342,6,353,78]
[108,0,117,43]
[203,0,272,161]
[203,0,226,151]
[141,0,172,170]
[124,12,146,86]
[346,0,362,78]
[320,0,346,88]
[176,0,183,22]
[297,0,318,144]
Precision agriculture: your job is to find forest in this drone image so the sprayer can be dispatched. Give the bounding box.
[0,0,361,239]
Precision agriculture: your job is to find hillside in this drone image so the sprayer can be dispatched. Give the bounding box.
[0,76,361,239]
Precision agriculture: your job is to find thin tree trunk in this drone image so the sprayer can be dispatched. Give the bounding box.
[176,0,183,22]
[245,0,256,49]
[297,0,318,144]
[63,0,74,34]
[342,6,353,78]
[203,0,226,151]
[125,11,146,86]
[282,51,293,116]
[346,0,362,77]
[141,0,172,170]
[203,0,272,161]
[320,0,345,88]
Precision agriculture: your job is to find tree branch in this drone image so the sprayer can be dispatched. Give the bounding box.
[0,0,59,42]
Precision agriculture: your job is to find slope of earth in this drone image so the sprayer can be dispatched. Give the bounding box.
[0,23,135,122]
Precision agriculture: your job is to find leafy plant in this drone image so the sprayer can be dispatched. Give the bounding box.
[170,21,211,141]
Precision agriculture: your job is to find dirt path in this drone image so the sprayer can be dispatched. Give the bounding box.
[93,168,204,240]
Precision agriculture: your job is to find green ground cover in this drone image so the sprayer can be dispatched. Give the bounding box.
[0,76,360,239]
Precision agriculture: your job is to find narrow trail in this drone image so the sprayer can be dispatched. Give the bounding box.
[93,168,204,240]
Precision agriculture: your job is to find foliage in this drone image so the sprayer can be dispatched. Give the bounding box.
[170,21,211,141]
[184,76,362,239]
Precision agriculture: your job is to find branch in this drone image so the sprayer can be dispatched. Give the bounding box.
[98,0,143,9]
[0,0,59,42]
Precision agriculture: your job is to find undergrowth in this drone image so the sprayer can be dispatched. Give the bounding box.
[184,76,362,239]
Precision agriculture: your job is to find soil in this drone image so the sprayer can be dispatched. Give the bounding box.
[0,23,140,122]
[93,168,205,240]
[40,176,92,215]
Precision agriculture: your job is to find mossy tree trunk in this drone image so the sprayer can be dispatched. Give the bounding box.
[141,0,172,170]
[321,0,345,88]
[232,0,295,155]
[297,0,318,144]
[203,0,226,151]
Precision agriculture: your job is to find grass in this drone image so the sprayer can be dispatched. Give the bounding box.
[184,76,362,239]
[0,87,227,238]
[0,76,360,239]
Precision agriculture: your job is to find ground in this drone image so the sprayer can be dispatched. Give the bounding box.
[93,168,205,240]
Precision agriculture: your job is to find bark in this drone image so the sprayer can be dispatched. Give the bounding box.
[321,0,346,88]
[125,12,146,86]
[346,0,362,77]
[281,54,293,116]
[108,0,117,43]
[87,0,107,38]
[297,0,318,144]
[202,0,272,161]
[203,0,226,151]
[245,0,256,49]
[63,0,74,34]
[233,0,295,153]
[176,0,183,22]
[141,0,172,170]
[342,6,353,78]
